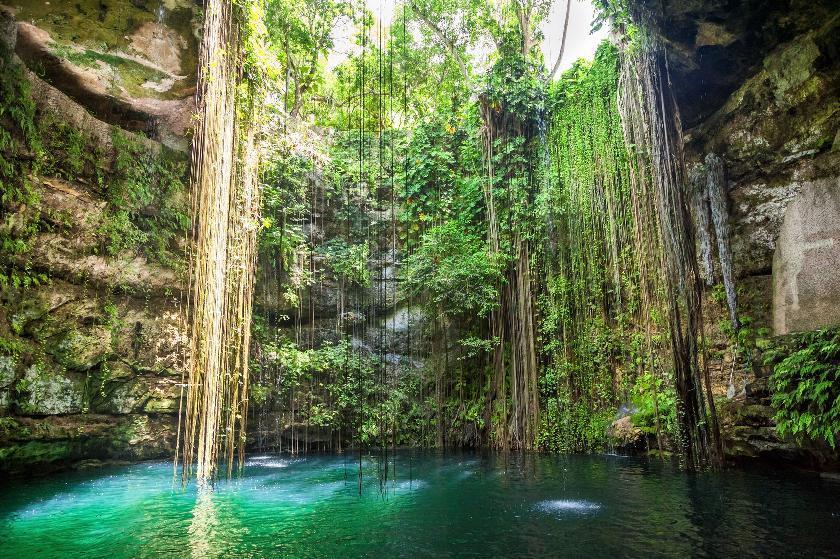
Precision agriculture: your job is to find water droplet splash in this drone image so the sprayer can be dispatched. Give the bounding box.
[534,499,601,515]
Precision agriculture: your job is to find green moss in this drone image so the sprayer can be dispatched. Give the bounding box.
[47,42,179,100]
[14,363,86,415]
[0,440,73,469]
[0,416,23,437]
[37,110,108,184]
[2,35,187,272]
[97,130,189,267]
[109,414,150,449]
[0,335,25,357]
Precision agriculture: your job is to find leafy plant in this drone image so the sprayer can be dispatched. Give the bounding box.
[630,372,677,437]
[97,131,189,267]
[401,221,502,319]
[767,328,840,448]
[318,238,370,287]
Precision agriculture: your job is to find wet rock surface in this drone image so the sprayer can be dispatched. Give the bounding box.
[605,416,646,454]
[772,180,840,334]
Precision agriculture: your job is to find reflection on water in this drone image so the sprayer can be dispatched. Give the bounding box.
[1,452,839,558]
[188,489,218,559]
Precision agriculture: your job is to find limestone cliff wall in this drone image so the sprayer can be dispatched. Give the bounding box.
[649,1,840,465]
[0,3,196,474]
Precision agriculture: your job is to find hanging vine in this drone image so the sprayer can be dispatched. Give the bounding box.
[177,0,267,484]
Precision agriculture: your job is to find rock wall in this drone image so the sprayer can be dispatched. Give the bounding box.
[0,3,195,475]
[652,2,840,465]
[772,181,840,335]
[4,0,199,150]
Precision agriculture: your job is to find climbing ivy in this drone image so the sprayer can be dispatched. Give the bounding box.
[400,222,502,319]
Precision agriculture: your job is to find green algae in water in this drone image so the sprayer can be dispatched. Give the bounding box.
[1,453,840,558]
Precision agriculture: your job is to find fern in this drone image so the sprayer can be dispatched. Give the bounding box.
[768,328,840,448]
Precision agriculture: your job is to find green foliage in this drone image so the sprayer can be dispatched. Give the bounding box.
[535,42,666,451]
[248,1,681,455]
[36,111,106,185]
[629,372,677,436]
[0,335,24,357]
[483,48,545,125]
[538,392,614,453]
[0,41,46,289]
[264,0,351,116]
[537,315,623,452]
[767,328,840,448]
[400,116,484,239]
[260,145,311,267]
[97,131,189,266]
[401,222,502,319]
[251,330,433,446]
[590,0,642,52]
[318,238,370,287]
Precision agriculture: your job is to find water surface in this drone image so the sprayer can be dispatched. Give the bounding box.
[1,452,839,558]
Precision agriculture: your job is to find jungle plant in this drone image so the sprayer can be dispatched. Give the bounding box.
[400,221,502,319]
[767,328,840,448]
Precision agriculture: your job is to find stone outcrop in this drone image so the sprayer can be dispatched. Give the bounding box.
[718,365,839,470]
[639,0,838,127]
[649,2,840,466]
[605,416,646,454]
[0,7,187,475]
[2,0,199,151]
[684,15,840,279]
[772,180,840,334]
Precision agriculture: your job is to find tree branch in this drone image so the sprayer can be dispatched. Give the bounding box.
[547,0,572,80]
[409,1,470,81]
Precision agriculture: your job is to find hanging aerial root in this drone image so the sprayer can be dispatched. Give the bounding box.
[176,0,263,485]
[615,27,721,469]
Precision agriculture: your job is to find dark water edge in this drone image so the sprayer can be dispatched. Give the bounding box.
[1,451,839,558]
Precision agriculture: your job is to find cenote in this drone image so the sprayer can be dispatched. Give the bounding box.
[2,453,840,558]
[2,0,840,555]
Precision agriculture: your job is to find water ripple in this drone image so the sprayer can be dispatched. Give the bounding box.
[533,499,601,514]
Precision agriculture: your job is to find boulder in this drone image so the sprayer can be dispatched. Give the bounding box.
[606,416,646,454]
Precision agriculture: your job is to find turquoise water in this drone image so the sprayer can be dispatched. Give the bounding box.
[1,452,839,558]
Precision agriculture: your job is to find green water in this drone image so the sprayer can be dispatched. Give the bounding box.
[1,452,839,558]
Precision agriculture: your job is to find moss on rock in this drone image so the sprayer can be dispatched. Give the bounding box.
[15,363,85,415]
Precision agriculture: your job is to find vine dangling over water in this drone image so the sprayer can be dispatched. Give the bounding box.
[178,0,266,484]
[615,21,721,469]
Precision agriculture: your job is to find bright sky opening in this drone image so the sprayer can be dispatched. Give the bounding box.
[328,0,608,76]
